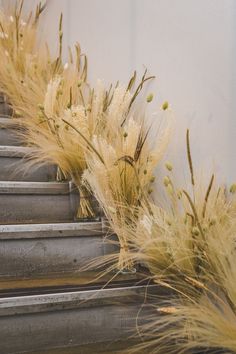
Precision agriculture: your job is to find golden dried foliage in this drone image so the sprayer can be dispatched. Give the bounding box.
[122,131,236,353]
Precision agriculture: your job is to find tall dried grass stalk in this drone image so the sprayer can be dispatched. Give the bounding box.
[121,131,236,353]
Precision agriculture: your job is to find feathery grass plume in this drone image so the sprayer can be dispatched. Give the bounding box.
[20,72,160,220]
[128,205,236,354]
[0,0,48,117]
[122,130,236,353]
[82,99,173,270]
[0,1,87,125]
[0,0,89,214]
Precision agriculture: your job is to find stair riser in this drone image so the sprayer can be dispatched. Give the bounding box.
[0,156,57,181]
[0,236,115,278]
[0,302,153,354]
[0,194,79,224]
[0,102,13,117]
[0,127,20,146]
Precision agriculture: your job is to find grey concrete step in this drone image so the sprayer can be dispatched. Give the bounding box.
[0,146,57,181]
[0,284,157,354]
[0,101,13,117]
[0,181,80,224]
[0,221,116,279]
[0,117,21,146]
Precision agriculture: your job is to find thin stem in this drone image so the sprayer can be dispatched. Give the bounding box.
[202,174,214,218]
[186,129,195,187]
[62,118,105,165]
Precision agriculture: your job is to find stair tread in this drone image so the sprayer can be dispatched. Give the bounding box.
[0,282,156,316]
[0,116,20,127]
[0,221,103,239]
[0,181,72,194]
[0,145,34,157]
[0,272,144,294]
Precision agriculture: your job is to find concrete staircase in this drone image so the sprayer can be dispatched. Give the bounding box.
[0,104,155,353]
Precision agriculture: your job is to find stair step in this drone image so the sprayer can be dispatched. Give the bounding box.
[0,284,157,354]
[0,146,57,181]
[0,181,80,224]
[0,221,117,279]
[0,117,21,146]
[0,102,13,117]
[0,221,103,239]
[0,273,141,294]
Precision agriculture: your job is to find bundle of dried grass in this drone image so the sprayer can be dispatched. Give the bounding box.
[121,130,236,353]
[83,98,173,269]
[0,0,87,124]
[22,71,169,226]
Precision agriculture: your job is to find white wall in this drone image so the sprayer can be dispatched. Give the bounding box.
[2,0,236,184]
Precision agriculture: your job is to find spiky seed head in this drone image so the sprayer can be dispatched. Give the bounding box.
[146,93,154,103]
[143,169,147,175]
[162,101,169,110]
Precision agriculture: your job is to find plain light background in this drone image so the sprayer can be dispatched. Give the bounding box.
[2,0,236,185]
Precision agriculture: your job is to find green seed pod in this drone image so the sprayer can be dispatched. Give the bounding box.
[166,219,172,226]
[230,184,236,194]
[86,104,91,112]
[162,101,169,110]
[37,104,44,111]
[163,176,170,187]
[150,176,155,183]
[146,93,154,103]
[209,218,217,227]
[177,190,182,199]
[167,184,174,195]
[165,161,173,171]
[192,227,200,236]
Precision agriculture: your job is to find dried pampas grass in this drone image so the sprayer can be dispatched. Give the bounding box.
[122,130,236,353]
[83,99,173,269]
[0,0,87,125]
[20,70,171,226]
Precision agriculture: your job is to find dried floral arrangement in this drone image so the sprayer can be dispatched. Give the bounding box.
[1,2,235,352]
[0,1,173,268]
[24,72,173,269]
[119,131,236,353]
[0,0,87,123]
